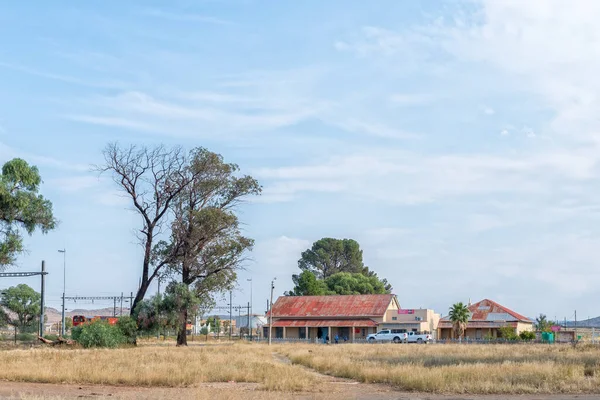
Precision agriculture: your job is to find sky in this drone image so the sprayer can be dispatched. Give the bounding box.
[0,0,599,322]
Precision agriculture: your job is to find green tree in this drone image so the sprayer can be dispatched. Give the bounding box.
[152,148,260,346]
[0,284,41,337]
[286,271,328,296]
[298,238,365,279]
[448,302,470,340]
[98,144,214,316]
[324,272,389,295]
[535,314,551,332]
[206,316,221,334]
[200,326,209,340]
[291,238,392,295]
[0,158,56,268]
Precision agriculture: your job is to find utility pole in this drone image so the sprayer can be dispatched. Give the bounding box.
[58,249,66,337]
[229,290,232,340]
[575,310,577,341]
[269,278,275,346]
[247,301,250,340]
[247,278,253,341]
[39,261,45,337]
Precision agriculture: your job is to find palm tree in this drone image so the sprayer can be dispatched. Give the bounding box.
[535,314,550,332]
[448,302,470,341]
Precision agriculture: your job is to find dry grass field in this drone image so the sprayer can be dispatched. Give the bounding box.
[0,342,319,392]
[280,343,600,394]
[2,341,600,397]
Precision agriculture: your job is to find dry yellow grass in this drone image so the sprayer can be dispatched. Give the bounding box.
[279,343,600,394]
[0,343,319,392]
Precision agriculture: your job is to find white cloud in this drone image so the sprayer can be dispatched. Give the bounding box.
[481,105,495,115]
[500,129,509,136]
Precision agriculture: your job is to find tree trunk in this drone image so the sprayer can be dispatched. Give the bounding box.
[177,307,188,346]
[130,231,154,317]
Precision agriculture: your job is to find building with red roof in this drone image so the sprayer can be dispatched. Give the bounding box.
[437,298,534,340]
[264,294,440,342]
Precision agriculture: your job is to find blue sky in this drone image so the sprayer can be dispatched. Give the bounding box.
[1,0,599,321]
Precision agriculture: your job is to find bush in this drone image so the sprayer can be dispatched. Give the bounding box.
[76,321,125,348]
[71,326,82,342]
[117,316,138,344]
[43,334,59,341]
[498,326,519,341]
[519,331,536,341]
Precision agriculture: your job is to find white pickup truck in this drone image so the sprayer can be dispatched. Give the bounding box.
[406,331,433,344]
[367,329,408,344]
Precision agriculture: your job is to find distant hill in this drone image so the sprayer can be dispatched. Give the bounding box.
[564,317,600,328]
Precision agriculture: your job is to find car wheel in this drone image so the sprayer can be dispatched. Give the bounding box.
[417,338,423,344]
[369,338,375,343]
[393,336,401,344]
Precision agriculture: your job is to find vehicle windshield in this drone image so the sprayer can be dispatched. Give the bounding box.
[377,331,388,334]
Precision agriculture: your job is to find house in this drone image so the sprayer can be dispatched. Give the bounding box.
[437,298,534,340]
[382,308,440,337]
[264,294,440,342]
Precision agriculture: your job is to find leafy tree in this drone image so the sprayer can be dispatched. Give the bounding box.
[206,316,221,334]
[535,314,551,332]
[286,271,328,296]
[297,238,365,279]
[152,148,260,346]
[135,282,200,340]
[448,302,470,340]
[97,144,211,316]
[287,270,391,296]
[0,158,56,268]
[290,238,392,295]
[0,284,40,335]
[222,320,231,336]
[200,326,209,340]
[325,272,389,295]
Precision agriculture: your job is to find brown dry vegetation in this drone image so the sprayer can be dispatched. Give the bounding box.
[280,343,600,394]
[3,342,600,395]
[0,342,319,392]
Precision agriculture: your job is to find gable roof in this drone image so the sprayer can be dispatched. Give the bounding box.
[268,294,397,318]
[440,299,531,323]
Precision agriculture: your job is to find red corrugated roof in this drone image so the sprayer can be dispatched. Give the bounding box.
[269,319,378,327]
[440,299,531,323]
[268,294,396,318]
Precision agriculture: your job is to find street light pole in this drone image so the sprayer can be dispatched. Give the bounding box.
[269,278,276,346]
[58,249,66,337]
[247,278,252,341]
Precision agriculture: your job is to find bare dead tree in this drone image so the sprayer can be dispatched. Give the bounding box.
[96,143,204,315]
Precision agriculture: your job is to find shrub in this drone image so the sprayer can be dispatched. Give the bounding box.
[76,321,125,348]
[498,326,519,341]
[71,326,83,342]
[519,331,536,341]
[16,333,36,342]
[117,316,138,344]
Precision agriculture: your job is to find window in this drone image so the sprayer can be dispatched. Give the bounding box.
[392,317,397,321]
[299,327,306,339]
[275,327,283,338]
